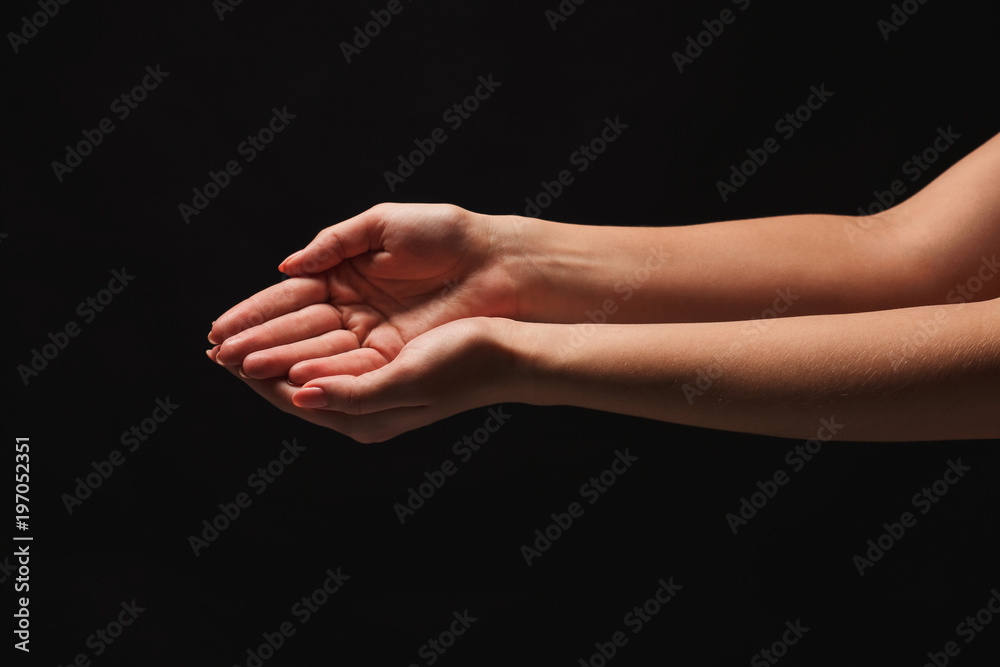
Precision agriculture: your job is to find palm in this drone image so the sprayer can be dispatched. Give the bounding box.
[211,203,517,380]
[322,222,511,359]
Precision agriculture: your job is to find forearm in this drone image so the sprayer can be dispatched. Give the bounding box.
[502,211,922,324]
[501,131,1000,325]
[496,298,1000,441]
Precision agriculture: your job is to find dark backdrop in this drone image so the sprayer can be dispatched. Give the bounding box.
[4,1,1000,665]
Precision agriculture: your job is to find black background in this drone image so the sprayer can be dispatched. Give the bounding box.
[4,0,1000,665]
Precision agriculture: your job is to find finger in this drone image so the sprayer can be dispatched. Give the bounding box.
[292,359,422,414]
[215,350,437,442]
[278,207,385,276]
[241,329,361,379]
[216,303,343,366]
[288,347,389,384]
[210,277,328,345]
[217,362,350,431]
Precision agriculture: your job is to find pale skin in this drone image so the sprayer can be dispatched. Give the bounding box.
[207,132,1000,443]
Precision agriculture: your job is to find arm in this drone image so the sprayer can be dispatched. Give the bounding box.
[500,131,1000,323]
[500,298,1000,442]
[221,298,999,443]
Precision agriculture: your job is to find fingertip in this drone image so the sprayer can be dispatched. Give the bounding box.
[293,387,328,409]
[279,250,302,271]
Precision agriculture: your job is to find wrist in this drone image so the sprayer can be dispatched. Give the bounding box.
[490,214,592,322]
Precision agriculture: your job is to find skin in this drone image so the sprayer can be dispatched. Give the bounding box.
[208,133,1000,443]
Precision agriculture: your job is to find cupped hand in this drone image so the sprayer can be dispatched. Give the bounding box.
[207,317,517,443]
[208,203,521,379]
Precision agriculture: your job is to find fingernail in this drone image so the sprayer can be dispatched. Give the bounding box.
[238,366,249,379]
[208,331,220,345]
[206,345,221,362]
[294,387,327,408]
[279,251,301,272]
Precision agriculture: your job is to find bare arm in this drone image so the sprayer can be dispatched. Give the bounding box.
[500,297,1000,442]
[503,131,1000,324]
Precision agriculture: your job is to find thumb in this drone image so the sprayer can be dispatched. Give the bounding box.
[291,359,422,414]
[279,207,384,276]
